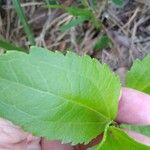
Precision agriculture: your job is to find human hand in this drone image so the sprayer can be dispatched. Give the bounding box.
[0,118,41,150]
[42,88,150,150]
[0,87,150,150]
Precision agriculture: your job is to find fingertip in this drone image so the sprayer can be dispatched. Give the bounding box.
[116,88,150,125]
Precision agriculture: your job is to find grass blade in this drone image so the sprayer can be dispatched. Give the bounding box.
[0,39,27,52]
[59,16,88,32]
[12,0,35,45]
[94,35,110,50]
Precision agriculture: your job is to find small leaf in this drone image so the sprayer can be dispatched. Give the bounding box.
[112,0,124,6]
[66,7,92,18]
[94,35,110,50]
[0,39,27,52]
[59,16,88,32]
[97,127,150,150]
[91,15,101,30]
[124,55,150,148]
[66,6,101,29]
[0,46,120,144]
[126,55,150,94]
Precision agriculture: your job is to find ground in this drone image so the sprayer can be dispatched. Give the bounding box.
[0,0,150,80]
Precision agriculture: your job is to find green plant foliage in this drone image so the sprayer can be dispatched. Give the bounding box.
[112,0,124,6]
[88,123,110,150]
[12,0,35,45]
[0,46,120,144]
[97,127,150,150]
[88,0,97,10]
[66,6,101,29]
[44,0,58,5]
[126,55,150,94]
[66,7,92,18]
[59,16,88,32]
[49,2,101,30]
[0,39,27,52]
[94,35,110,50]
[122,54,150,146]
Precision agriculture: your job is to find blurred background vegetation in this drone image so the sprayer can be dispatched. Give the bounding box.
[0,0,150,73]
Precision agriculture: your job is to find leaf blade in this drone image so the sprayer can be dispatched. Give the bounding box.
[126,55,150,94]
[0,47,120,144]
[98,127,150,150]
[94,35,110,50]
[0,39,27,52]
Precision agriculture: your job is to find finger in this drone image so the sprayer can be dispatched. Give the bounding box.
[116,88,150,125]
[41,139,74,150]
[0,118,28,144]
[124,129,150,146]
[0,118,41,150]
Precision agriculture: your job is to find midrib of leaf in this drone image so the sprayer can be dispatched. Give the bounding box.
[34,59,111,118]
[0,77,109,122]
[0,98,108,125]
[0,57,111,118]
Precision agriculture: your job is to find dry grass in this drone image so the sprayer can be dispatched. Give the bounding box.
[0,0,150,71]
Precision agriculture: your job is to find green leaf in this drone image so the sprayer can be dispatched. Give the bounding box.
[66,7,92,18]
[91,15,101,30]
[0,39,27,52]
[97,127,150,150]
[44,0,58,5]
[94,35,110,50]
[124,55,150,145]
[66,6,101,29]
[0,46,120,144]
[112,0,124,6]
[59,17,88,32]
[88,123,110,150]
[121,124,150,137]
[126,55,150,94]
